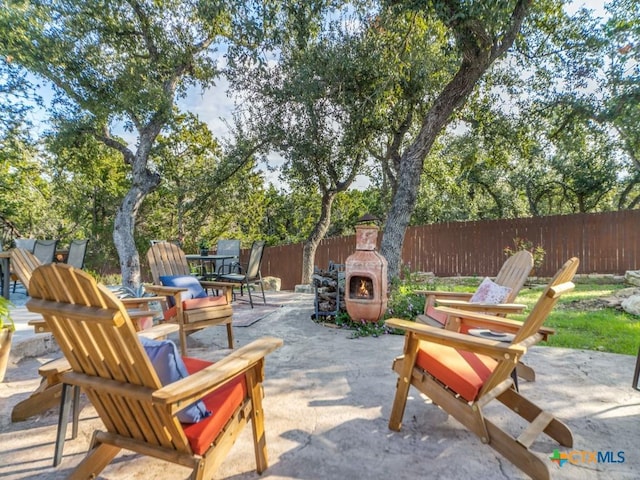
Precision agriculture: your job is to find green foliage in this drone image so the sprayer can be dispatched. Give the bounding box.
[504,237,546,270]
[385,264,430,321]
[0,296,14,332]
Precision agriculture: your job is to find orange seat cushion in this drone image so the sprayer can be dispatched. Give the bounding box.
[427,305,474,333]
[163,295,228,322]
[426,304,447,327]
[181,357,248,456]
[415,340,497,402]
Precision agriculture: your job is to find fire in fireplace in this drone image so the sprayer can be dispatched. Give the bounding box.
[350,276,374,300]
[345,221,388,322]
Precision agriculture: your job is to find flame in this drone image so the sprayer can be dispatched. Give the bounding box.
[358,279,370,297]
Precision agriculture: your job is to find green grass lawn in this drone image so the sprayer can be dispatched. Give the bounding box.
[392,279,640,356]
[511,283,640,356]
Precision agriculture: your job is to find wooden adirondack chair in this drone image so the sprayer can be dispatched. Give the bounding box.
[386,257,579,480]
[11,245,185,425]
[146,241,235,353]
[416,249,534,328]
[27,263,283,479]
[9,247,41,293]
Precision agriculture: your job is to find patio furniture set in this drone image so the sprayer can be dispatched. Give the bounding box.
[9,242,583,479]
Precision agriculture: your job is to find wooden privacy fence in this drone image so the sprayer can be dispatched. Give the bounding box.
[260,210,640,291]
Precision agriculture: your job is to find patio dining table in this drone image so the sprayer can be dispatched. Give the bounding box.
[185,253,236,279]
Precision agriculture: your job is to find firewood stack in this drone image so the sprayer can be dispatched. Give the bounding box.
[312,265,346,318]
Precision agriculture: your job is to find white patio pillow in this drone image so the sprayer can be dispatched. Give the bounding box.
[469,277,512,304]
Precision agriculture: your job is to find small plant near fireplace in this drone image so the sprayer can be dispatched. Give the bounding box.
[334,312,391,338]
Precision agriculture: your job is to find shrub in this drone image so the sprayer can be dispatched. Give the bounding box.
[504,237,546,270]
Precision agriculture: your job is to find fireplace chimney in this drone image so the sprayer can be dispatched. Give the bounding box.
[344,218,388,322]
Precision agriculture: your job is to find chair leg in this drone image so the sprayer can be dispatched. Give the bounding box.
[69,433,121,480]
[226,322,234,349]
[178,328,188,356]
[247,366,268,473]
[246,279,254,308]
[633,344,640,391]
[54,383,76,467]
[71,385,80,439]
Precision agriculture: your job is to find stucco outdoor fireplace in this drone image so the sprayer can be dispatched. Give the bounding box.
[344,219,388,322]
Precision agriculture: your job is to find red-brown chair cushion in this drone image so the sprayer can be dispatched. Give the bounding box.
[183,295,228,310]
[163,295,228,322]
[427,304,474,333]
[181,357,247,456]
[426,304,447,327]
[415,340,497,402]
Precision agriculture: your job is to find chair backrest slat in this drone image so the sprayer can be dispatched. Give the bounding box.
[494,250,534,303]
[147,242,191,284]
[10,248,42,291]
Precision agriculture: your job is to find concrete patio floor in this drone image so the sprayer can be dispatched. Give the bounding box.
[1,291,639,479]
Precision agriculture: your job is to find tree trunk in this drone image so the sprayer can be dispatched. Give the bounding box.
[380,0,531,281]
[381,63,486,280]
[114,149,161,288]
[301,191,336,285]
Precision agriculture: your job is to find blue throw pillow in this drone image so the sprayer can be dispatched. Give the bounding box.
[159,275,208,307]
[139,336,211,424]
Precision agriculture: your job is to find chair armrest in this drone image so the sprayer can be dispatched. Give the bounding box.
[121,296,159,308]
[435,306,555,339]
[199,281,233,302]
[137,323,180,339]
[436,299,527,315]
[414,290,474,300]
[152,336,284,407]
[385,318,525,358]
[143,285,188,297]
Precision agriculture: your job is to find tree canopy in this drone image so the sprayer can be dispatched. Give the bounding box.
[0,0,638,286]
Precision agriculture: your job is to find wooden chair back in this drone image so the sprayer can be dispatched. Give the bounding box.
[511,256,579,345]
[10,248,42,291]
[493,249,534,303]
[27,263,191,452]
[147,241,191,284]
[479,257,579,397]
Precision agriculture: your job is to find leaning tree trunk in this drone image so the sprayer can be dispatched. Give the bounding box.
[113,149,161,288]
[380,0,531,281]
[301,191,336,285]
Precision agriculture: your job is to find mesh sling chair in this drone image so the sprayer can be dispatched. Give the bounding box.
[216,240,266,308]
[215,239,241,276]
[33,239,59,264]
[65,239,89,269]
[26,263,283,479]
[386,257,579,480]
